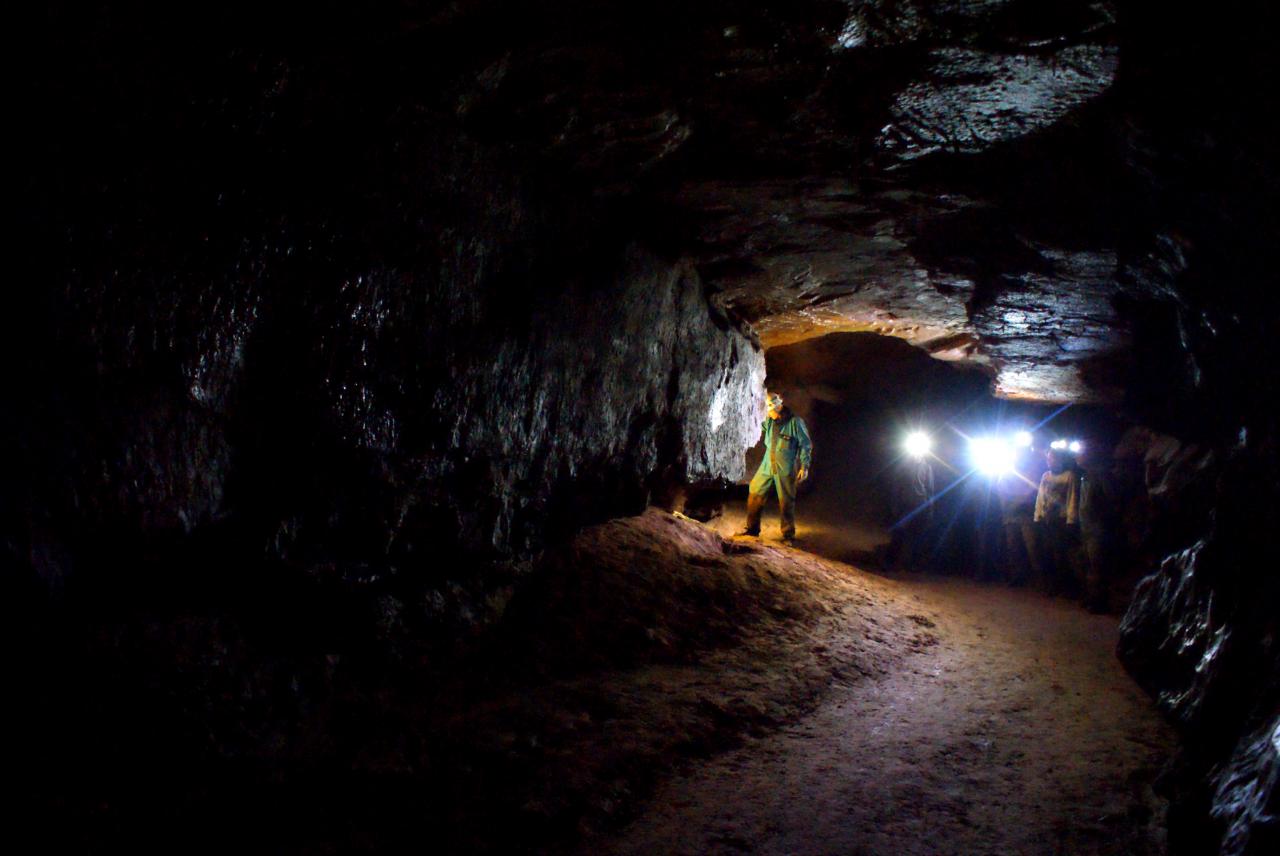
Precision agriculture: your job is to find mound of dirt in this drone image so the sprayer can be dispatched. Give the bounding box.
[432,508,933,851]
[506,508,911,670]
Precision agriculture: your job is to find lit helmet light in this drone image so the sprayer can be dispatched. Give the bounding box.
[1050,439,1068,451]
[904,430,933,460]
[970,435,1016,476]
[1069,440,1083,454]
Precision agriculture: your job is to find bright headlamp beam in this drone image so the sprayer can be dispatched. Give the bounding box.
[904,431,932,460]
[970,436,1015,476]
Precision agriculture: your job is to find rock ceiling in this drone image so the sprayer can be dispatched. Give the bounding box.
[454,0,1138,402]
[34,1,1210,407]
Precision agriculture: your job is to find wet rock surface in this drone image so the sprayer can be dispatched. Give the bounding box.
[15,0,1243,406]
[1118,429,1280,855]
[643,0,1134,401]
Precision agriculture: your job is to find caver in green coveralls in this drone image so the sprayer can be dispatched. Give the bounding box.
[743,401,813,540]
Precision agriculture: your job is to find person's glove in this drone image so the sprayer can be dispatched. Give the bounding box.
[797,466,810,483]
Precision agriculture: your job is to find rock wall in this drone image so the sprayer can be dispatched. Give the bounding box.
[1110,2,1280,852]
[10,229,762,621]
[8,6,765,626]
[7,13,768,845]
[1118,426,1279,855]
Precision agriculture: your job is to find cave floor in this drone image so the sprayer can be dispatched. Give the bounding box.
[703,496,891,564]
[586,508,1175,856]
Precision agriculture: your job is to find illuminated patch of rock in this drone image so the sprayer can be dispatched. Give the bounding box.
[878,46,1119,162]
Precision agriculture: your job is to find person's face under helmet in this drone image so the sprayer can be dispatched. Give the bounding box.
[767,393,783,418]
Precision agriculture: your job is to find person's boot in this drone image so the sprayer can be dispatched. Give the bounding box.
[740,491,765,538]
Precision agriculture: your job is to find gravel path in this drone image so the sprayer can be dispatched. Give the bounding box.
[594,576,1174,856]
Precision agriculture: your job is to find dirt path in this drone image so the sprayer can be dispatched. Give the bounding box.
[592,573,1174,856]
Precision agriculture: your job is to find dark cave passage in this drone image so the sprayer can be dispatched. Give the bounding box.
[9,1,1279,854]
[702,333,1144,598]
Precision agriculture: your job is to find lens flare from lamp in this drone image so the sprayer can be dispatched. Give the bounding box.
[904,431,932,460]
[1014,430,1033,448]
[971,436,1015,476]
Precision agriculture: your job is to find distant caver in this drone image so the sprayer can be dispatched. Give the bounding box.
[739,392,813,544]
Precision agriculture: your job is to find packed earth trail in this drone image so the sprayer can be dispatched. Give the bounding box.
[589,548,1175,856]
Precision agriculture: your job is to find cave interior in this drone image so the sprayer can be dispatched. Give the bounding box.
[8,1,1279,854]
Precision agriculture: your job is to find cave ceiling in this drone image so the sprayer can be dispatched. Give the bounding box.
[451,0,1139,402]
[38,0,1259,410]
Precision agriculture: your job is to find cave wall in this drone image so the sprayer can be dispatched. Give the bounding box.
[1108,3,1280,853]
[8,4,764,626]
[1118,427,1280,856]
[7,11,771,846]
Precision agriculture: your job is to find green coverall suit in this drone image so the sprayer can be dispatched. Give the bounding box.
[744,409,813,539]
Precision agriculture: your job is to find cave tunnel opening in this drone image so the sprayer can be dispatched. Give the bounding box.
[695,332,1151,602]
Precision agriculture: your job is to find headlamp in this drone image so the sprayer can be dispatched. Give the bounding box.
[904,431,932,460]
[970,435,1015,476]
